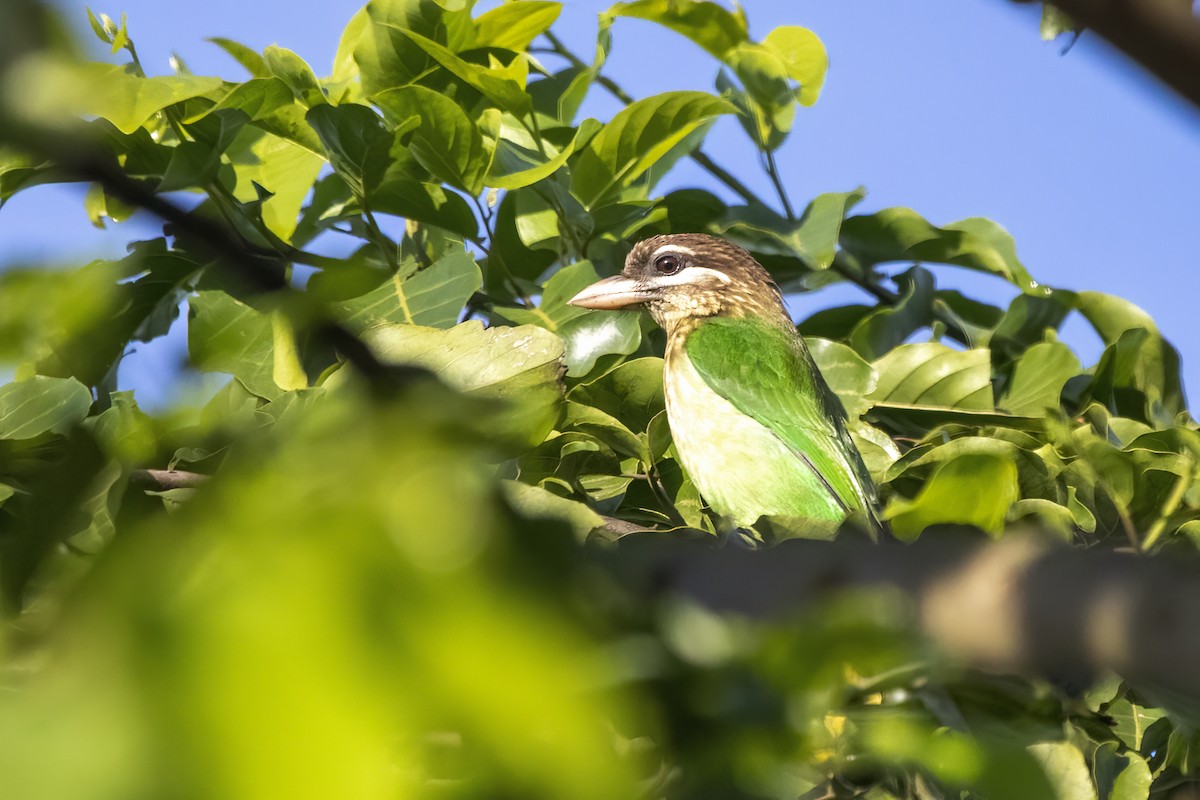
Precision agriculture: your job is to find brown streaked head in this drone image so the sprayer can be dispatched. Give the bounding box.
[567,234,788,334]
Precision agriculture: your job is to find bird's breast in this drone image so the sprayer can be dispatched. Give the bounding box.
[663,348,844,527]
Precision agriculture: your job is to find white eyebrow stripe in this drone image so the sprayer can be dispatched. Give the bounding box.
[650,265,732,286]
[650,243,697,258]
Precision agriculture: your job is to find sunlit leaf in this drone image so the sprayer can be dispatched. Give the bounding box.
[340,250,482,329]
[475,2,562,52]
[571,91,734,208]
[885,453,1019,538]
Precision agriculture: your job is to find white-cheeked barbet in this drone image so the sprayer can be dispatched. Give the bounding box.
[569,233,883,539]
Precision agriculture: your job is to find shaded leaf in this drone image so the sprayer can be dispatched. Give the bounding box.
[1002,340,1081,415]
[885,453,1019,539]
[341,251,482,329]
[0,377,92,439]
[363,321,565,450]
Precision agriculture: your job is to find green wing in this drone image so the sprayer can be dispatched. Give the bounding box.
[686,316,882,532]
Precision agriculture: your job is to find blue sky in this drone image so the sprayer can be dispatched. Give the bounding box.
[8,0,1199,408]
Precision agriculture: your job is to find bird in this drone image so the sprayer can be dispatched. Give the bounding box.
[567,233,883,540]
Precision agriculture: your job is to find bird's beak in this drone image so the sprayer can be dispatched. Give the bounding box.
[566,275,650,310]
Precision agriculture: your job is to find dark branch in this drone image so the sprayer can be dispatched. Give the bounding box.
[1016,0,1200,112]
[618,534,1200,701]
[129,469,210,490]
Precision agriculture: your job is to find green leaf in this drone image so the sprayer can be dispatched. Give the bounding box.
[340,250,482,329]
[1027,742,1097,800]
[484,118,592,190]
[0,376,92,439]
[363,321,565,450]
[1073,291,1159,345]
[501,480,603,541]
[387,26,532,114]
[159,109,249,192]
[306,103,392,197]
[1001,340,1081,415]
[805,337,876,419]
[570,357,665,433]
[264,45,327,106]
[56,63,223,134]
[571,91,734,208]
[841,208,1040,292]
[1093,742,1151,800]
[721,43,796,149]
[605,0,749,59]
[369,178,479,238]
[718,189,865,275]
[870,342,993,410]
[885,453,1019,539]
[229,130,325,241]
[208,37,271,77]
[848,266,936,360]
[1041,5,1079,41]
[493,261,599,331]
[374,86,492,194]
[559,310,642,378]
[563,402,644,460]
[762,26,828,106]
[475,2,562,51]
[353,0,477,95]
[189,290,284,400]
[204,78,294,122]
[991,292,1073,358]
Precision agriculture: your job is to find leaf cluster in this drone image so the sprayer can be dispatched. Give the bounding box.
[0,2,1196,799]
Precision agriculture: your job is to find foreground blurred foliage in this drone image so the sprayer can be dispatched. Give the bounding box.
[0,1,1197,798]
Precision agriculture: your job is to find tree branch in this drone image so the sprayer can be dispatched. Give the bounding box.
[1016,0,1200,112]
[617,533,1200,700]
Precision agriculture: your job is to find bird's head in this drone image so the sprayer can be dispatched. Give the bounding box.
[567,233,788,334]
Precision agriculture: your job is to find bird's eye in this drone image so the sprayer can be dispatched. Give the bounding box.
[653,254,682,275]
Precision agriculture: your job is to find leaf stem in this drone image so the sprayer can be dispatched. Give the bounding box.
[765,148,796,222]
[1141,461,1194,551]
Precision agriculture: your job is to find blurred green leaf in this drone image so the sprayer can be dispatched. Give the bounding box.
[47,63,223,134]
[208,36,270,77]
[363,321,565,450]
[0,377,92,439]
